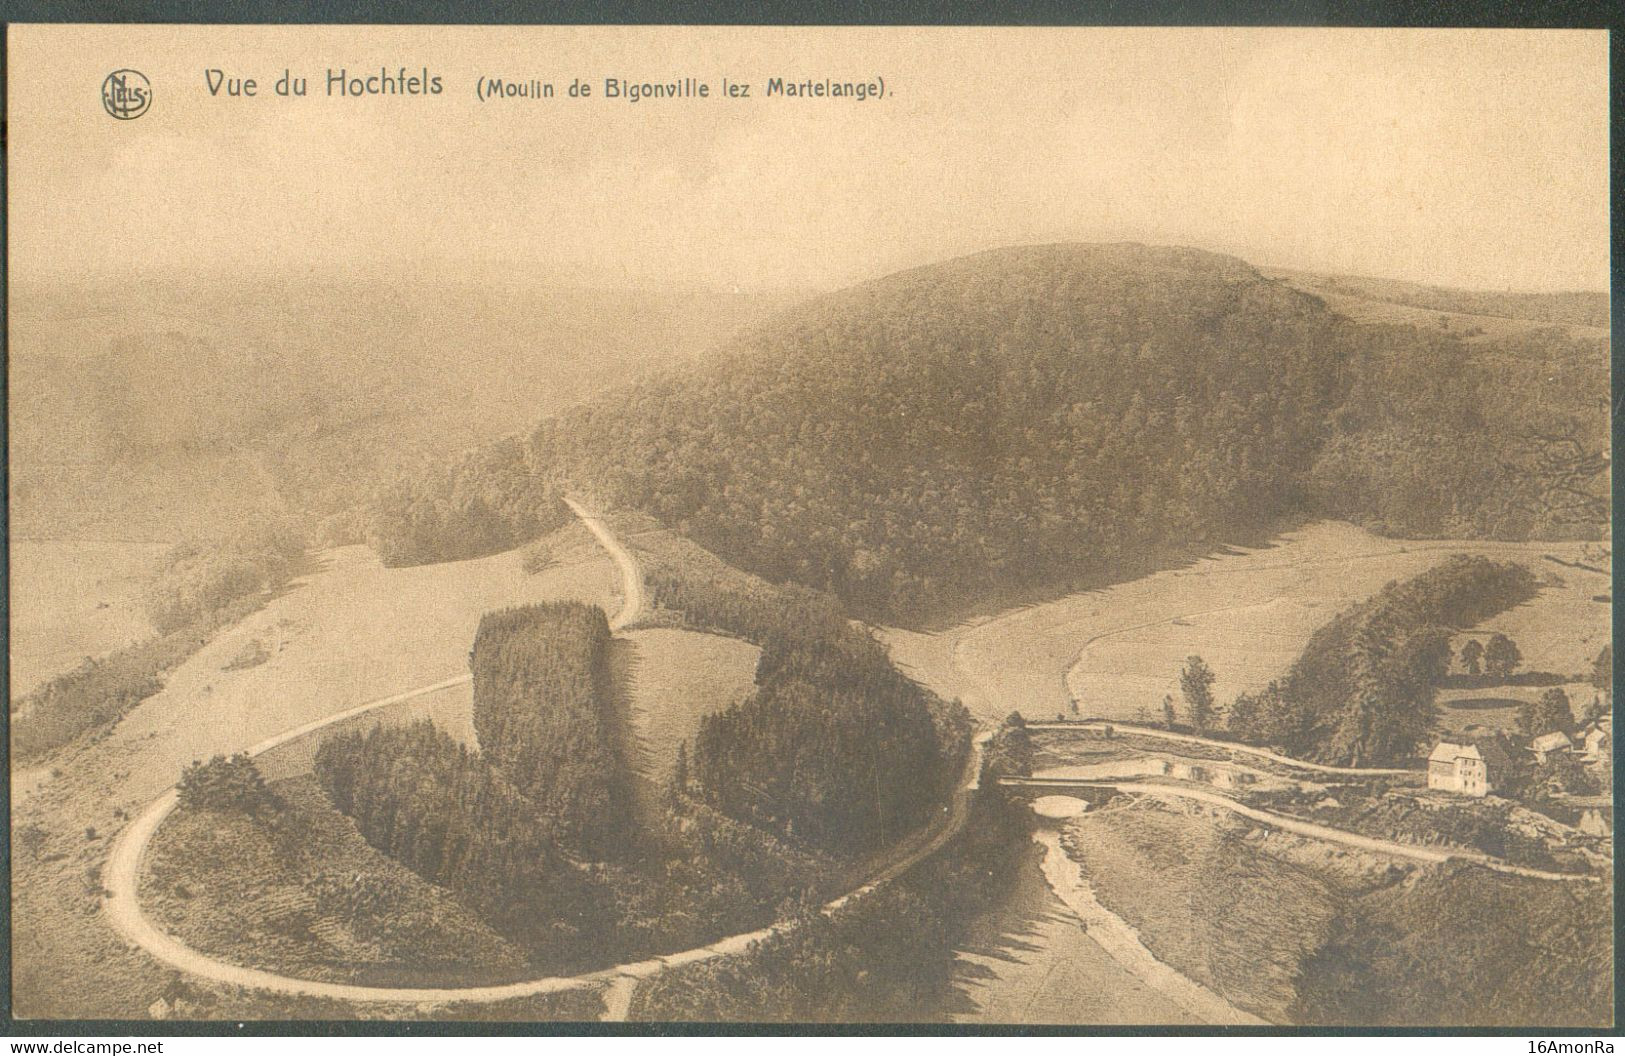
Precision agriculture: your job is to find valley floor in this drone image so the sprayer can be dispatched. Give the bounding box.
[884,520,1608,728]
[10,538,170,699]
[13,515,1612,1024]
[888,520,1611,1026]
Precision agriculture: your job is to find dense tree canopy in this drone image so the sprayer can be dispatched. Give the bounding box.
[1229,555,1537,766]
[1180,655,1217,733]
[1518,688,1575,739]
[469,602,629,856]
[145,521,306,634]
[313,721,606,965]
[692,632,958,853]
[1484,634,1523,680]
[177,753,278,815]
[1590,645,1612,697]
[366,244,1606,625]
[641,535,970,854]
[1459,638,1484,676]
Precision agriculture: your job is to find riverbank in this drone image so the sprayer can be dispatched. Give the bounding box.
[946,834,1202,1025]
[1054,793,1613,1026]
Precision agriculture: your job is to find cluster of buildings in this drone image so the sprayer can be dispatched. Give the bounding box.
[1426,715,1610,798]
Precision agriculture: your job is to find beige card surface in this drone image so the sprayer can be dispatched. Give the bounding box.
[7,24,1611,1027]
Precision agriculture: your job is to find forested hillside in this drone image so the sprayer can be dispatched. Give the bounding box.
[368,243,1608,623]
[1305,321,1608,540]
[1293,860,1612,1026]
[1229,555,1539,766]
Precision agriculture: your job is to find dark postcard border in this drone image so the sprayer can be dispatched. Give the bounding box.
[0,0,1619,1041]
[0,0,1616,25]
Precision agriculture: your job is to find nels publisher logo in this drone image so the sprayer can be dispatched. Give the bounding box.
[101,69,151,119]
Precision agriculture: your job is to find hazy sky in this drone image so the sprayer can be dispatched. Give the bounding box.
[9,26,1609,292]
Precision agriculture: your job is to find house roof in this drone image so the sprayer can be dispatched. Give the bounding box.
[1530,731,1574,753]
[1429,742,1481,763]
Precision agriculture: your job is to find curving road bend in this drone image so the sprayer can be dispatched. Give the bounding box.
[102,502,986,1018]
[1001,777,1604,883]
[103,501,645,1008]
[563,497,645,631]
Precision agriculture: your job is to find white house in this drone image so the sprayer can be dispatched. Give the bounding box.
[1427,742,1488,797]
[1579,718,1611,762]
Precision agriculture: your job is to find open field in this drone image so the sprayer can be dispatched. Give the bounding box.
[1263,268,1609,343]
[884,521,1609,727]
[11,536,620,1019]
[1277,286,1609,345]
[10,539,170,699]
[1458,572,1611,678]
[617,628,760,785]
[85,541,618,807]
[1435,680,1600,740]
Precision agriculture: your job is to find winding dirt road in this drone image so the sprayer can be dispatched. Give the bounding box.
[1025,722,1417,778]
[102,501,647,1008]
[564,497,645,631]
[1000,777,1604,883]
[102,504,986,1018]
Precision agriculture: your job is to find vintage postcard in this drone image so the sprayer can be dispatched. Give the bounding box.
[6,24,1611,1027]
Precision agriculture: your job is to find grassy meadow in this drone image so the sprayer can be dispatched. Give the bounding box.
[886,521,1608,730]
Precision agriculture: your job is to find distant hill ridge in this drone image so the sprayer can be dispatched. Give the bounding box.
[858,241,1265,287]
[11,277,795,542]
[1265,266,1609,329]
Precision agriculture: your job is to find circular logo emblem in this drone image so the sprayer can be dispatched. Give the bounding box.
[102,69,151,120]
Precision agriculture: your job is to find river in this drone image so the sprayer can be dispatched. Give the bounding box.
[945,834,1200,1025]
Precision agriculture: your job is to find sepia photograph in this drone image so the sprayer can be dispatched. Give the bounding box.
[5,23,1613,1030]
